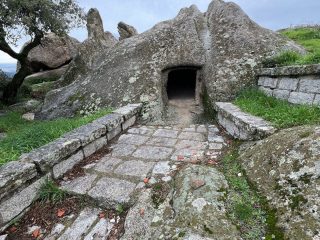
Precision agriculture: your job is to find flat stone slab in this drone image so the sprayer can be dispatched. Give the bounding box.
[146,137,177,147]
[0,177,47,227]
[93,157,123,173]
[111,144,137,157]
[117,134,149,145]
[84,218,114,240]
[0,161,37,201]
[196,125,207,133]
[58,208,99,240]
[132,146,173,160]
[127,127,154,136]
[208,133,225,143]
[152,161,171,175]
[114,160,155,178]
[171,149,204,162]
[177,132,206,141]
[60,174,97,195]
[209,143,224,150]
[152,129,179,139]
[88,177,136,207]
[175,140,208,150]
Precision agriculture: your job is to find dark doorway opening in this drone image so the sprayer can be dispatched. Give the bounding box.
[166,69,197,100]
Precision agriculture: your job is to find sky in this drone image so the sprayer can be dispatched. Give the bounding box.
[1,0,320,64]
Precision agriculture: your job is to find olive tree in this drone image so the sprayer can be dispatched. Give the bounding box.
[0,0,85,103]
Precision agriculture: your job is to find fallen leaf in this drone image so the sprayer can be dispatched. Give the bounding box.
[139,208,145,217]
[57,209,65,218]
[9,226,17,233]
[32,228,40,238]
[143,178,149,184]
[99,212,106,219]
[177,155,184,161]
[208,160,218,165]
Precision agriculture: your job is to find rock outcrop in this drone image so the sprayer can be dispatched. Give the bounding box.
[38,0,303,120]
[239,126,320,240]
[24,33,80,72]
[53,8,118,89]
[118,22,138,40]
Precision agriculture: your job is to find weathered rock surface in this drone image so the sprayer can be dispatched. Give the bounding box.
[122,165,240,239]
[118,21,138,40]
[24,65,69,84]
[38,0,303,120]
[8,99,42,113]
[38,8,118,113]
[24,33,80,72]
[239,125,320,240]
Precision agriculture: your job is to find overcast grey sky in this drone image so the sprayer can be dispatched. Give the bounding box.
[1,0,320,63]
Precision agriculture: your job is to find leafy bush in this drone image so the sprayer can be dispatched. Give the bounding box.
[234,88,320,128]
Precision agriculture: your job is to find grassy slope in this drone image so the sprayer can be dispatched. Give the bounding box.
[263,27,320,67]
[0,109,112,165]
[281,27,320,53]
[234,88,320,129]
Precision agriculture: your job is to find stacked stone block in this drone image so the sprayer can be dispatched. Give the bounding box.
[257,64,320,105]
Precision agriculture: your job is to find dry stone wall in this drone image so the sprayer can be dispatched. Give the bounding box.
[0,103,142,231]
[214,102,276,140]
[257,64,320,105]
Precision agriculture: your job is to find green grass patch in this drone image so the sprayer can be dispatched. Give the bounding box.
[263,27,320,67]
[0,108,112,165]
[39,179,67,203]
[220,147,284,240]
[234,88,320,128]
[281,27,320,53]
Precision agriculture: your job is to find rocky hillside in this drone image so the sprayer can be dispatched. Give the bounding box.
[37,0,303,120]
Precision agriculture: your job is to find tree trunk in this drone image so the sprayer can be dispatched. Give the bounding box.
[2,62,32,104]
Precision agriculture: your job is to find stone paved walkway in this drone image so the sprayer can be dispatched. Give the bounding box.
[47,123,240,239]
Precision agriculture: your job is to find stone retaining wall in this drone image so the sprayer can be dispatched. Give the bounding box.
[214,102,276,140]
[0,103,142,231]
[257,64,320,105]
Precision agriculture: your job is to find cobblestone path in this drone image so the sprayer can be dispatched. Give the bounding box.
[45,124,240,239]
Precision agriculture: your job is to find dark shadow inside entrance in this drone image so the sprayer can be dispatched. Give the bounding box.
[167,69,197,100]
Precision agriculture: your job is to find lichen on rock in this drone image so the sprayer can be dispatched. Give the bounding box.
[239,125,320,240]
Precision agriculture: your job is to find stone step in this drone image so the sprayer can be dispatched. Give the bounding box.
[214,102,276,140]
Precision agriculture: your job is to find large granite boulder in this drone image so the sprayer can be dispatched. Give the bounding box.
[118,22,138,40]
[24,33,80,73]
[239,126,320,240]
[54,8,118,89]
[38,0,303,120]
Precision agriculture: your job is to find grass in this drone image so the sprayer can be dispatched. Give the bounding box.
[234,88,320,129]
[263,27,320,67]
[281,27,320,53]
[220,147,284,240]
[39,179,66,203]
[0,108,112,165]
